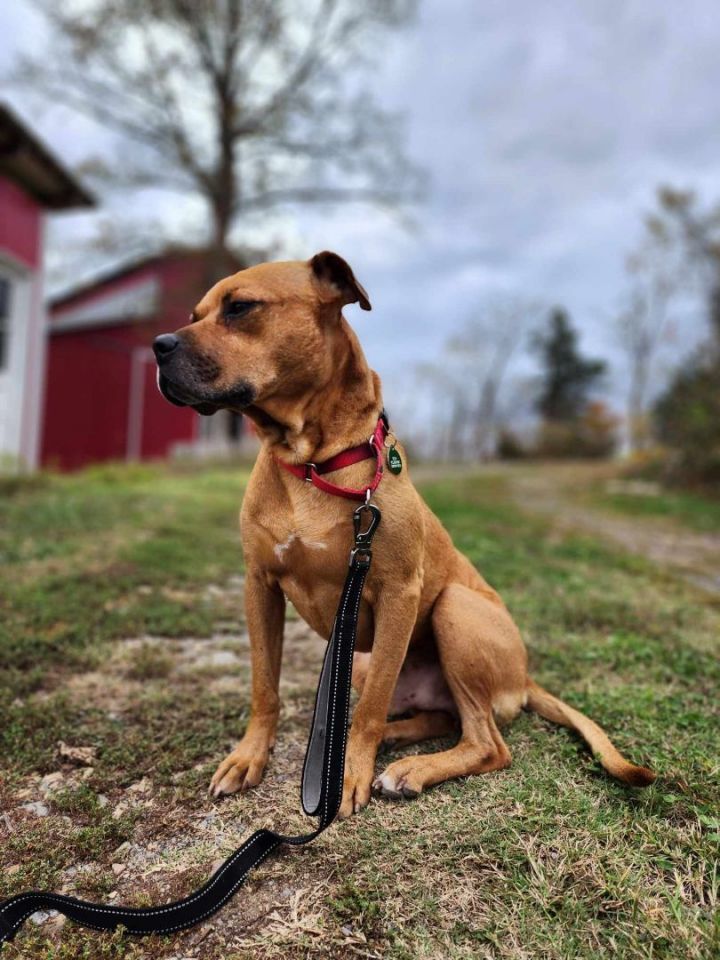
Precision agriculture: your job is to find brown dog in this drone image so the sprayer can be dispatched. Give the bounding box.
[153,251,655,818]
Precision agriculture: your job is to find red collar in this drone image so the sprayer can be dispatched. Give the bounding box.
[274,416,388,501]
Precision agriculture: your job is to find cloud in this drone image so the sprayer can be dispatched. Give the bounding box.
[2,0,719,416]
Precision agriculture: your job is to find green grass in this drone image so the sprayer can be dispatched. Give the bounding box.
[590,484,720,533]
[1,462,718,959]
[0,461,249,700]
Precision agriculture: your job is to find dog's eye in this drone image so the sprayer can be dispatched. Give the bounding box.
[223,300,261,322]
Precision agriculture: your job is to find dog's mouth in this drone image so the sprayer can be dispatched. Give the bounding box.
[156,370,254,416]
[155,371,219,416]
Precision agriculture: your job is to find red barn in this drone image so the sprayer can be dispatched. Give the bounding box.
[42,249,249,470]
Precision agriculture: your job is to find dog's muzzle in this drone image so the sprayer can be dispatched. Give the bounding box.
[153,334,255,416]
[154,369,219,416]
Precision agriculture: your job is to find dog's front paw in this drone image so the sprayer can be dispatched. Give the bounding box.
[338,737,378,818]
[210,742,269,798]
[338,767,374,819]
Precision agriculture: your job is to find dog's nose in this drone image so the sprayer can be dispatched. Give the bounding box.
[153,333,180,362]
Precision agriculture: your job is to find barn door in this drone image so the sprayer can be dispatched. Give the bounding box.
[126,345,198,461]
[126,346,154,460]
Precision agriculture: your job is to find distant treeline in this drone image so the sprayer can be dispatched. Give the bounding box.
[412,187,720,490]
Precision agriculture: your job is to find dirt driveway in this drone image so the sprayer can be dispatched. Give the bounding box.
[505,462,720,595]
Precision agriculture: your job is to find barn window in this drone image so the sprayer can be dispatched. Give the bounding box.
[0,277,10,369]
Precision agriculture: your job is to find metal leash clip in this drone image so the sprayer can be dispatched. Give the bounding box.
[350,500,381,567]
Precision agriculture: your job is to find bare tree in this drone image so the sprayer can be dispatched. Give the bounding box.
[615,246,677,452]
[615,186,720,453]
[646,186,720,343]
[409,297,539,461]
[18,0,420,276]
[412,363,471,461]
[445,297,541,459]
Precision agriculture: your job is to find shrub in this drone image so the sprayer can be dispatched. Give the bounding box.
[497,429,527,460]
[533,402,619,459]
[654,350,720,486]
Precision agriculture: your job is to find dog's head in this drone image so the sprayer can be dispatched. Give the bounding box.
[153,251,371,416]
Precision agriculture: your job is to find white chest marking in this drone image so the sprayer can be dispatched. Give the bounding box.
[274,534,296,560]
[274,533,327,561]
[303,538,328,551]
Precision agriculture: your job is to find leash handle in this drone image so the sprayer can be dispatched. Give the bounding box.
[0,505,380,945]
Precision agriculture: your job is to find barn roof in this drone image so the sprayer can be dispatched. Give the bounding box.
[48,247,255,334]
[50,247,251,310]
[0,103,94,210]
[50,251,179,311]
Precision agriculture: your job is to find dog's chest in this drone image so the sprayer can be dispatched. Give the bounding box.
[272,529,332,568]
[268,511,344,579]
[268,523,347,636]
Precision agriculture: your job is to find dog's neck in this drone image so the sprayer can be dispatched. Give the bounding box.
[243,317,383,464]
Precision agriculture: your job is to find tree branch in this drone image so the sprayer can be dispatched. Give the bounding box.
[240,185,405,211]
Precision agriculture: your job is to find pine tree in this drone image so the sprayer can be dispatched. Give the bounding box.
[533,309,606,423]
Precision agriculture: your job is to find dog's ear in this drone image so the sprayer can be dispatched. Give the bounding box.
[310,251,372,312]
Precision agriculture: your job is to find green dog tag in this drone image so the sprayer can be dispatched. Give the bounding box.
[387,445,403,475]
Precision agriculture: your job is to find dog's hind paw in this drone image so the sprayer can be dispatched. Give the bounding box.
[372,767,421,801]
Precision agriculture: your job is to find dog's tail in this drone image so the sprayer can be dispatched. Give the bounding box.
[525,679,656,787]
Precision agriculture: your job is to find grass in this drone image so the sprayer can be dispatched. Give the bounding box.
[588,484,720,534]
[0,461,249,700]
[0,461,718,959]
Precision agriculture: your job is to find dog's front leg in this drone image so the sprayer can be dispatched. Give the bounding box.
[210,567,285,797]
[339,579,421,817]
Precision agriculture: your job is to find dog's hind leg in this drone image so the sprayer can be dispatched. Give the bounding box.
[383,711,457,747]
[374,583,525,799]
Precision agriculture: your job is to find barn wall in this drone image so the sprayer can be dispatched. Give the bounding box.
[42,253,240,471]
[42,320,196,470]
[157,255,215,327]
[0,178,42,268]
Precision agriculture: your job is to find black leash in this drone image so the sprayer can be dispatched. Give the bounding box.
[0,502,381,946]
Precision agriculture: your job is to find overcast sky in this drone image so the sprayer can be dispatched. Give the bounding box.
[2,1,720,421]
